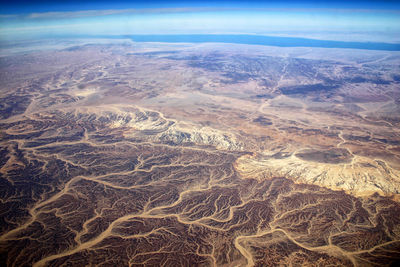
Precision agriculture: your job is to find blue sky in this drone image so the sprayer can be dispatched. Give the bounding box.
[1,1,400,13]
[1,1,400,43]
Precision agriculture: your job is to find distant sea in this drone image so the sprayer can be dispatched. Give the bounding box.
[118,34,400,51]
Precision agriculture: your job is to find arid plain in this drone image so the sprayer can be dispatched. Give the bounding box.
[1,41,400,266]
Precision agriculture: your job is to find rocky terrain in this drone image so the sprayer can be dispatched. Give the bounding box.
[0,41,400,266]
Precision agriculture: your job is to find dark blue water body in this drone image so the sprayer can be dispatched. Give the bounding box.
[123,34,400,51]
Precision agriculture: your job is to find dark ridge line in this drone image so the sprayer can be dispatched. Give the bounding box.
[123,34,400,51]
[14,34,400,52]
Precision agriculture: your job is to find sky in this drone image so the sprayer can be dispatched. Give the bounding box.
[0,1,400,43]
[1,1,400,13]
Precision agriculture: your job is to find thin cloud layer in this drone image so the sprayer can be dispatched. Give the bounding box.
[25,7,222,19]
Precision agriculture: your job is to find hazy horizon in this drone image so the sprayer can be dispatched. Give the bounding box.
[1,1,400,43]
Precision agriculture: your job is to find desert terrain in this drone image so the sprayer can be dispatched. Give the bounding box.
[0,41,400,266]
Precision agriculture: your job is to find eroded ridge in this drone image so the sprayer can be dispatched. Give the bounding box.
[1,43,400,266]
